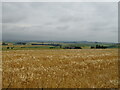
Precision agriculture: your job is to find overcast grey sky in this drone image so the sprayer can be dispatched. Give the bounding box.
[2,2,118,42]
[1,0,119,2]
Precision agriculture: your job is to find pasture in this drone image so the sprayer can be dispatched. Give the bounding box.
[2,49,118,88]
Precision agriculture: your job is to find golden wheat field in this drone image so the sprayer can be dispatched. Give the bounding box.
[0,51,2,89]
[2,49,118,88]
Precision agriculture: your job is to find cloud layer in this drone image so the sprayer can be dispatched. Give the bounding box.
[2,2,118,42]
[1,0,119,2]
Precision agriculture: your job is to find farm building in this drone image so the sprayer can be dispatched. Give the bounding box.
[2,42,8,45]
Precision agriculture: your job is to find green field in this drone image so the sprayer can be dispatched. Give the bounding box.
[2,41,119,51]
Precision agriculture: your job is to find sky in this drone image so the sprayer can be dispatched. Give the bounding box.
[1,0,120,2]
[0,3,1,41]
[2,2,118,42]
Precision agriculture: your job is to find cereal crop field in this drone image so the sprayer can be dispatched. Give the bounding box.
[2,49,118,88]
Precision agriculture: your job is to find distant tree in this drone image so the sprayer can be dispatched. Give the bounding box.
[7,47,9,49]
[91,46,95,49]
